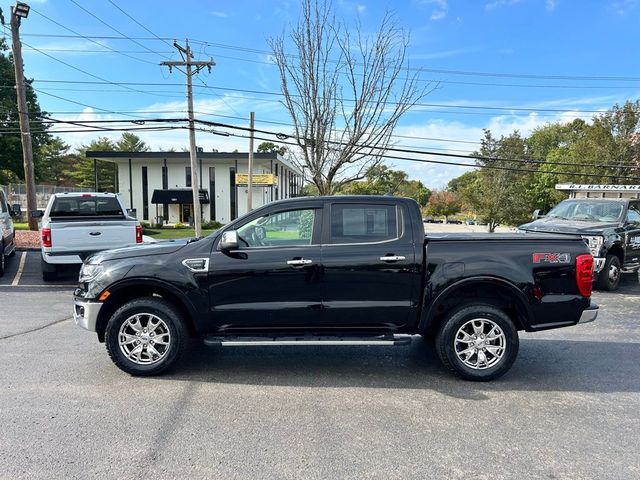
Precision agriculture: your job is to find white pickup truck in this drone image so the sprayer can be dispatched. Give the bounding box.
[36,193,143,281]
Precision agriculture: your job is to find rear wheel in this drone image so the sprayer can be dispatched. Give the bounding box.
[435,304,519,381]
[596,254,621,291]
[105,297,189,376]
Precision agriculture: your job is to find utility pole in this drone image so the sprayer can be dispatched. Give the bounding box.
[247,112,254,212]
[9,2,37,230]
[161,40,214,237]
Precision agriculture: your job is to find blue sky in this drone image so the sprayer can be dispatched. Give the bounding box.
[6,0,640,188]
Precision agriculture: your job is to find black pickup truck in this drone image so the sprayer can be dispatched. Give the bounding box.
[519,198,640,291]
[73,196,598,381]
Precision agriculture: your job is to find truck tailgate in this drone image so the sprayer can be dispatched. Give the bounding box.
[50,220,138,253]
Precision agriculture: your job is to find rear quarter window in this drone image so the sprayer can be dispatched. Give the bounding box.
[50,197,124,217]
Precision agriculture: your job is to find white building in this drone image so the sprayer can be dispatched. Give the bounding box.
[86,151,303,224]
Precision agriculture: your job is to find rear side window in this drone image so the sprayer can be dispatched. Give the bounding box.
[330,204,397,244]
[50,197,124,218]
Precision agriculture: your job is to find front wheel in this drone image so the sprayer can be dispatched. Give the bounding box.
[435,304,519,381]
[596,254,621,291]
[105,297,189,376]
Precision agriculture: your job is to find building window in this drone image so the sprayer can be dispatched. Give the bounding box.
[141,166,149,221]
[186,166,192,187]
[275,164,279,200]
[209,167,216,221]
[230,166,237,220]
[162,163,168,221]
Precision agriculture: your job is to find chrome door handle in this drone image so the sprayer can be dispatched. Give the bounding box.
[287,259,313,266]
[380,255,406,262]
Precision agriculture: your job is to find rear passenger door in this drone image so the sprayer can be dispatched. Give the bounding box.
[320,201,420,329]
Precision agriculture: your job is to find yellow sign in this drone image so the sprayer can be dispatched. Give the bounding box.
[235,173,278,186]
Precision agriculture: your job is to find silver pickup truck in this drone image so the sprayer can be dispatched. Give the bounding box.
[36,193,143,281]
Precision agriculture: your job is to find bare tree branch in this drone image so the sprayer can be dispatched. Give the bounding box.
[268,0,435,194]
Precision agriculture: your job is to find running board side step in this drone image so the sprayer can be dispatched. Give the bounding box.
[203,334,413,347]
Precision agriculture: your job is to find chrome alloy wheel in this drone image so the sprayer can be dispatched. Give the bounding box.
[454,318,506,370]
[118,313,171,365]
[608,263,620,283]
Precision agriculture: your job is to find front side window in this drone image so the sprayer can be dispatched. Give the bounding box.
[237,208,315,248]
[627,205,640,224]
[330,204,397,244]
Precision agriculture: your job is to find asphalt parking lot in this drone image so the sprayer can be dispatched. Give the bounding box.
[1,252,639,479]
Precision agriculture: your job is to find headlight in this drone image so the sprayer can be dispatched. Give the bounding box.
[79,263,103,283]
[581,235,603,256]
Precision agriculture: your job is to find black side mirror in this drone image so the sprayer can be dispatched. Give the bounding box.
[31,210,44,219]
[219,230,239,250]
[10,204,21,218]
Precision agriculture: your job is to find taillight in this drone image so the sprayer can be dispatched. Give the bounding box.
[135,224,143,243]
[576,254,593,297]
[41,227,52,248]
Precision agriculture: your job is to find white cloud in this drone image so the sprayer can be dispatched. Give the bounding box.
[545,0,557,11]
[611,0,637,15]
[421,0,448,21]
[357,4,366,14]
[485,0,521,10]
[209,11,229,18]
[410,47,479,61]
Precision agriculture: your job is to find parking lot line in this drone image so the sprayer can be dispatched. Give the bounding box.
[10,252,27,286]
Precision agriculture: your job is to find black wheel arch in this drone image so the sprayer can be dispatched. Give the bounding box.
[95,278,199,342]
[419,276,533,335]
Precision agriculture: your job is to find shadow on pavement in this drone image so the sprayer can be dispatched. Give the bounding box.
[158,337,640,398]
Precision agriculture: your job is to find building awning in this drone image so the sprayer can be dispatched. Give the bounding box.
[151,189,210,204]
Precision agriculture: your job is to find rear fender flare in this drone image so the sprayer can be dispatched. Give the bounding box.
[419,276,534,331]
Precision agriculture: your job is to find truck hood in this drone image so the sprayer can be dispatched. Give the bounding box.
[519,217,619,235]
[87,239,189,263]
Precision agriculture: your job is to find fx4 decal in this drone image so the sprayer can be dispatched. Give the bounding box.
[533,252,571,264]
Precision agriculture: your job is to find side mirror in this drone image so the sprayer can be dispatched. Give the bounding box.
[31,210,44,219]
[219,230,239,251]
[10,204,21,218]
[532,209,543,220]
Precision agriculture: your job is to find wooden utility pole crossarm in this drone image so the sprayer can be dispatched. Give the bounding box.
[161,40,214,237]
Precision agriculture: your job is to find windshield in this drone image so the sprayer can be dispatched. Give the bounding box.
[546,200,624,223]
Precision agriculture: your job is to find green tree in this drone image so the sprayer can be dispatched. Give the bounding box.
[257,141,286,155]
[339,164,431,205]
[70,137,117,191]
[0,39,51,184]
[459,130,533,231]
[424,190,461,221]
[39,137,74,186]
[116,132,149,152]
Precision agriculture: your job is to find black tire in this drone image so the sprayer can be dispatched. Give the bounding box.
[435,304,519,381]
[105,297,189,376]
[596,254,621,291]
[41,259,57,282]
[0,241,5,277]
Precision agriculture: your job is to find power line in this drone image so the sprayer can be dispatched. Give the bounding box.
[194,119,640,173]
[105,0,175,50]
[19,78,612,115]
[29,7,158,65]
[17,32,640,83]
[68,0,167,59]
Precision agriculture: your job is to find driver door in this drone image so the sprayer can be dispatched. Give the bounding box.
[625,202,640,266]
[208,201,324,331]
